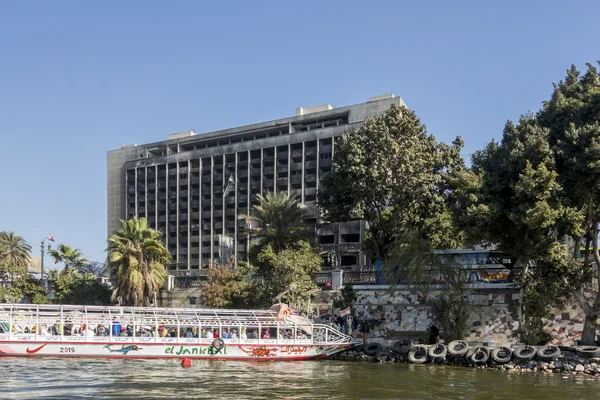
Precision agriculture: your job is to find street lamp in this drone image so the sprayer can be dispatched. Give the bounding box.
[40,234,55,282]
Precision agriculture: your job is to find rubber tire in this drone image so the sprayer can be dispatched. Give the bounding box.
[447,340,469,357]
[392,340,411,355]
[212,338,225,350]
[466,347,489,364]
[558,345,574,353]
[354,344,365,353]
[536,345,561,360]
[513,346,536,361]
[490,346,512,364]
[574,346,600,358]
[407,345,428,364]
[427,343,448,359]
[364,343,383,357]
[374,350,390,362]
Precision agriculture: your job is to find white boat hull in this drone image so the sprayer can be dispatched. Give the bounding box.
[0,337,353,361]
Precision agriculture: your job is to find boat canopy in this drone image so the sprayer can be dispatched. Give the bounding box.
[0,304,312,328]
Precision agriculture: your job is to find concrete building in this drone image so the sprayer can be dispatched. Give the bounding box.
[107,94,406,277]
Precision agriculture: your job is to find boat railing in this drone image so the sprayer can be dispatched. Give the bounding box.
[1,321,354,346]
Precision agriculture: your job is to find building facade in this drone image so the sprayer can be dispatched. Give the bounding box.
[107,94,406,277]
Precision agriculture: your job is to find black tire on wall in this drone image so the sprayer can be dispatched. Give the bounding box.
[536,345,561,360]
[364,343,383,356]
[490,346,512,364]
[512,346,536,361]
[407,345,428,364]
[465,347,489,364]
[447,340,469,357]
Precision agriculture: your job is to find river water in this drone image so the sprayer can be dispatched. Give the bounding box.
[2,358,600,399]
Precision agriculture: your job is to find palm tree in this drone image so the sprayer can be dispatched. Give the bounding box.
[107,217,170,307]
[0,231,32,270]
[48,244,87,273]
[239,191,311,252]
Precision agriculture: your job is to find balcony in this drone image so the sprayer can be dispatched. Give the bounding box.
[305,160,317,169]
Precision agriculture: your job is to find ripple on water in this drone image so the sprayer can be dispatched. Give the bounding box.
[2,358,600,399]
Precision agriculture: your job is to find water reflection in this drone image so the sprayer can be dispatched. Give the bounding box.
[2,358,600,399]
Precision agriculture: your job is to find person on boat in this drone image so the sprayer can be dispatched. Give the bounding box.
[262,330,270,339]
[53,319,63,336]
[184,328,194,338]
[206,329,214,339]
[213,329,220,339]
[239,328,247,339]
[64,318,73,336]
[191,328,198,338]
[230,329,238,339]
[82,324,94,337]
[111,317,122,337]
[248,329,258,339]
[119,327,128,337]
[221,329,229,339]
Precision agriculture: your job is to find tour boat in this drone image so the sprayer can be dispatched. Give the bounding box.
[0,303,357,360]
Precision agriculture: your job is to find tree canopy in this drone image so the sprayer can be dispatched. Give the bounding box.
[454,62,600,344]
[319,104,465,262]
[239,191,311,253]
[0,231,32,270]
[49,244,88,273]
[107,217,170,307]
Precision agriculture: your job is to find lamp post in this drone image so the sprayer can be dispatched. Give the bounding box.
[40,235,55,283]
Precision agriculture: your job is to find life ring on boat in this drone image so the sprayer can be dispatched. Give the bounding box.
[512,346,536,361]
[212,338,225,350]
[363,343,382,356]
[407,345,428,364]
[536,345,561,360]
[490,346,512,364]
[447,340,469,357]
[574,346,600,358]
[427,343,448,359]
[465,347,489,364]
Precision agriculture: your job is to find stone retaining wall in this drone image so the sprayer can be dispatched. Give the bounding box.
[312,285,599,346]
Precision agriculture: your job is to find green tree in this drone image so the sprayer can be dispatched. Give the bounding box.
[388,237,472,341]
[199,259,259,308]
[239,191,311,253]
[51,268,111,305]
[333,285,358,310]
[319,104,465,262]
[48,244,88,273]
[13,275,50,304]
[107,217,170,307]
[452,64,600,343]
[256,241,322,312]
[0,231,32,271]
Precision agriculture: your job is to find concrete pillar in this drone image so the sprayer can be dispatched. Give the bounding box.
[332,270,343,291]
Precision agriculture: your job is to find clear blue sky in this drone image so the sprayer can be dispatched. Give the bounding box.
[0,1,599,266]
